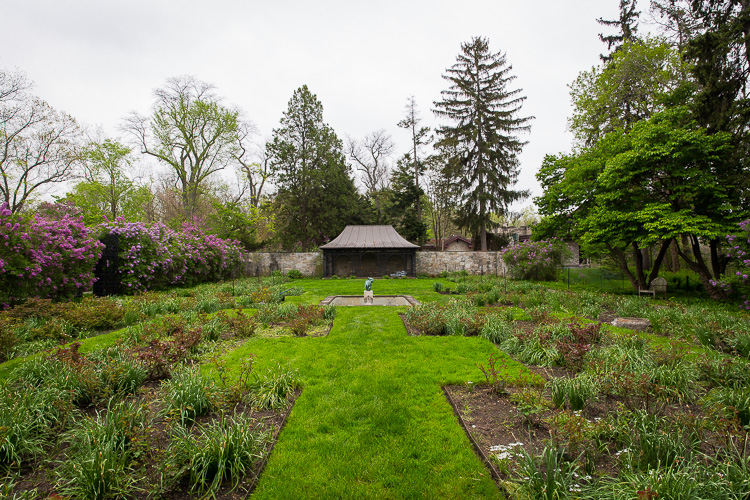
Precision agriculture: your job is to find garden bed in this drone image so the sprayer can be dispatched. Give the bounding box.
[10,386,300,499]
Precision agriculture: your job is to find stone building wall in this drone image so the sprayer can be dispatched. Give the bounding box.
[242,249,593,277]
[416,251,507,276]
[241,252,322,277]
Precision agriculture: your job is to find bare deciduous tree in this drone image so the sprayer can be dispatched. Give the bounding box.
[235,128,271,209]
[122,75,241,220]
[0,69,81,213]
[346,130,393,219]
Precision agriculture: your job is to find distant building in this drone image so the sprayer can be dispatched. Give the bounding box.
[421,235,473,252]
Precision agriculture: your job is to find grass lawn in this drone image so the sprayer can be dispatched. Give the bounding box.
[217,291,530,498]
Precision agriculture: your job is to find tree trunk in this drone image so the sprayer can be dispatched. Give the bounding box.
[670,239,680,272]
[633,242,647,289]
[607,243,640,290]
[647,239,672,286]
[676,235,728,300]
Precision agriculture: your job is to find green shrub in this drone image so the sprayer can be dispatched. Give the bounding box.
[286,269,302,279]
[433,282,444,292]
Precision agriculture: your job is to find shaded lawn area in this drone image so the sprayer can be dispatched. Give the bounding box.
[214,305,530,499]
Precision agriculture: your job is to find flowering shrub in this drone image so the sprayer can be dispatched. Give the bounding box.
[97,218,244,294]
[501,238,569,281]
[0,203,104,304]
[711,220,750,310]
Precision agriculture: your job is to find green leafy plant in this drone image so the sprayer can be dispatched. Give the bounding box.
[510,388,550,426]
[476,353,509,395]
[56,400,146,500]
[515,445,577,500]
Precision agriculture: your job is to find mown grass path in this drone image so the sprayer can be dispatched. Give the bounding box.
[220,303,528,499]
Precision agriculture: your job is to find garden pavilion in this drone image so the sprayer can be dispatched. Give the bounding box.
[320,225,419,277]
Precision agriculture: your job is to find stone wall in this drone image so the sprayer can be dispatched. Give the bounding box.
[241,248,588,277]
[416,251,507,276]
[241,252,322,277]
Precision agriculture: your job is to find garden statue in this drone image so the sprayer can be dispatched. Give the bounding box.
[364,277,374,304]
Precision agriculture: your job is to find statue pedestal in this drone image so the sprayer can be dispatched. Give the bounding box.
[363,290,374,305]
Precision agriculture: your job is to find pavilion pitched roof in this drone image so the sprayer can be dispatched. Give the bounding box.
[319,225,419,250]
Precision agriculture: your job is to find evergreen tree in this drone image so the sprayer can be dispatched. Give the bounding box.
[385,157,428,244]
[267,85,361,251]
[433,36,532,251]
[598,0,641,61]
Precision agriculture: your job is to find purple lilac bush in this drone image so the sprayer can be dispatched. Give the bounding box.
[711,220,750,310]
[0,203,104,304]
[98,218,244,293]
[501,238,568,281]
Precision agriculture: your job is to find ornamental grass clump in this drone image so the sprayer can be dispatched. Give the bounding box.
[501,238,569,281]
[250,366,300,411]
[162,367,215,425]
[160,414,267,497]
[56,399,146,500]
[0,383,68,467]
[404,300,481,336]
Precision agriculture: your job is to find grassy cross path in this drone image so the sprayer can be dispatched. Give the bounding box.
[221,301,529,499]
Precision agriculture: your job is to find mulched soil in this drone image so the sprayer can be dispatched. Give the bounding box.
[11,383,300,499]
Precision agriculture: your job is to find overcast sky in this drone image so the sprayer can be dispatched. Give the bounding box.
[1,0,623,209]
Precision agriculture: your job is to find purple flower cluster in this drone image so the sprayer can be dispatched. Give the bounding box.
[98,218,244,294]
[713,219,750,310]
[0,203,104,304]
[500,238,567,281]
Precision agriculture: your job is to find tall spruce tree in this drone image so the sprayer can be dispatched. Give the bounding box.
[433,36,532,251]
[267,85,360,251]
[598,0,641,61]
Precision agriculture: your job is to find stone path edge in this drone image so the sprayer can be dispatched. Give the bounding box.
[442,386,502,491]
[245,388,301,498]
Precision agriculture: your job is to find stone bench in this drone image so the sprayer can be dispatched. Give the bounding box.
[639,277,667,299]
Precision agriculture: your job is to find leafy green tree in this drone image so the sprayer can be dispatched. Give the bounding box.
[537,105,740,297]
[267,85,362,251]
[433,36,532,251]
[81,139,136,219]
[124,76,241,220]
[569,38,686,146]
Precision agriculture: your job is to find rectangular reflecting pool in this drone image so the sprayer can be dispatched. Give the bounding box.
[319,295,419,306]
